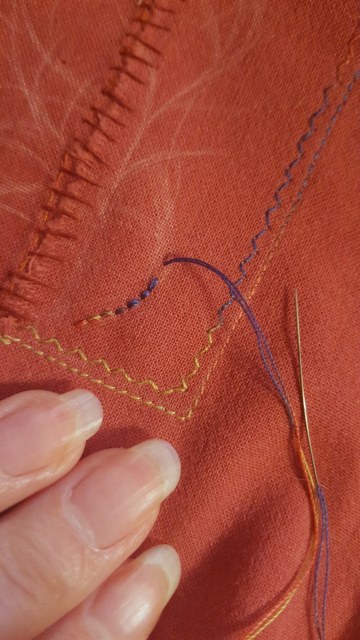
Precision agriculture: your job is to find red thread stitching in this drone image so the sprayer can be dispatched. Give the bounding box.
[0,0,181,322]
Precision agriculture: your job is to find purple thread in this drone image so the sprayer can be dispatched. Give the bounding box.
[127,298,141,309]
[149,278,159,290]
[113,278,158,316]
[219,71,359,318]
[165,257,332,637]
[314,485,330,640]
[164,257,294,427]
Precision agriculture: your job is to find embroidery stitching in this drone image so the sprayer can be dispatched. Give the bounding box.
[0,20,358,424]
[0,332,194,421]
[0,321,220,396]
[0,0,182,321]
[219,61,360,317]
[0,67,358,415]
[75,277,159,327]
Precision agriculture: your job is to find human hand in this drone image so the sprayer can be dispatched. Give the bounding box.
[0,389,181,640]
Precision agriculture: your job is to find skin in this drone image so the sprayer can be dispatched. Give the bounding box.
[0,388,182,640]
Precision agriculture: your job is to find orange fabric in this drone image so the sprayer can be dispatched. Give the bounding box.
[1,1,359,638]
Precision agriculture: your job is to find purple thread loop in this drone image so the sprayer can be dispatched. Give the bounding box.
[165,257,331,637]
[164,257,294,427]
[140,289,151,299]
[115,307,127,315]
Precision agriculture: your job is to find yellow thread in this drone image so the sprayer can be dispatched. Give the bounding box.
[7,321,223,396]
[246,592,296,640]
[0,332,194,420]
[244,443,319,639]
[76,310,115,327]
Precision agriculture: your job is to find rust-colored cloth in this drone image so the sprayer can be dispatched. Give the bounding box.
[1,1,359,638]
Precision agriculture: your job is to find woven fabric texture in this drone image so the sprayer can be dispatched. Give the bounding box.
[0,1,359,638]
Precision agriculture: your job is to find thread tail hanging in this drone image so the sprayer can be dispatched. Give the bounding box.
[314,485,330,640]
[165,257,329,638]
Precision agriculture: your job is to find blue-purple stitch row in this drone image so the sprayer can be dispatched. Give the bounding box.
[115,278,159,314]
[219,71,359,319]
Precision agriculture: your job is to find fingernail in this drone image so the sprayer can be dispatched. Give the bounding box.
[89,545,181,637]
[0,390,103,477]
[141,544,181,603]
[59,390,103,439]
[69,440,181,549]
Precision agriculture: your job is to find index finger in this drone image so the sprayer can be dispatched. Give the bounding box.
[0,389,103,511]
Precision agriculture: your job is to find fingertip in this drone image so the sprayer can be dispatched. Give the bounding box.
[88,544,181,638]
[59,389,103,441]
[0,389,103,478]
[129,439,181,498]
[140,544,181,603]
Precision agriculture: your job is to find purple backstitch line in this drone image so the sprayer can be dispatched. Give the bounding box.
[115,277,159,314]
[75,277,159,326]
[219,71,360,320]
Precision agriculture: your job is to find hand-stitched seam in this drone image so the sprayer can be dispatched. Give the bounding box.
[192,70,360,416]
[2,321,221,396]
[218,29,360,317]
[75,277,159,327]
[0,333,194,421]
[0,0,182,322]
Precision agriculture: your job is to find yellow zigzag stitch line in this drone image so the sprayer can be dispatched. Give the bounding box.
[0,333,198,420]
[6,321,223,396]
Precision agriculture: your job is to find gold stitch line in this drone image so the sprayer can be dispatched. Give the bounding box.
[8,320,223,396]
[0,333,195,421]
